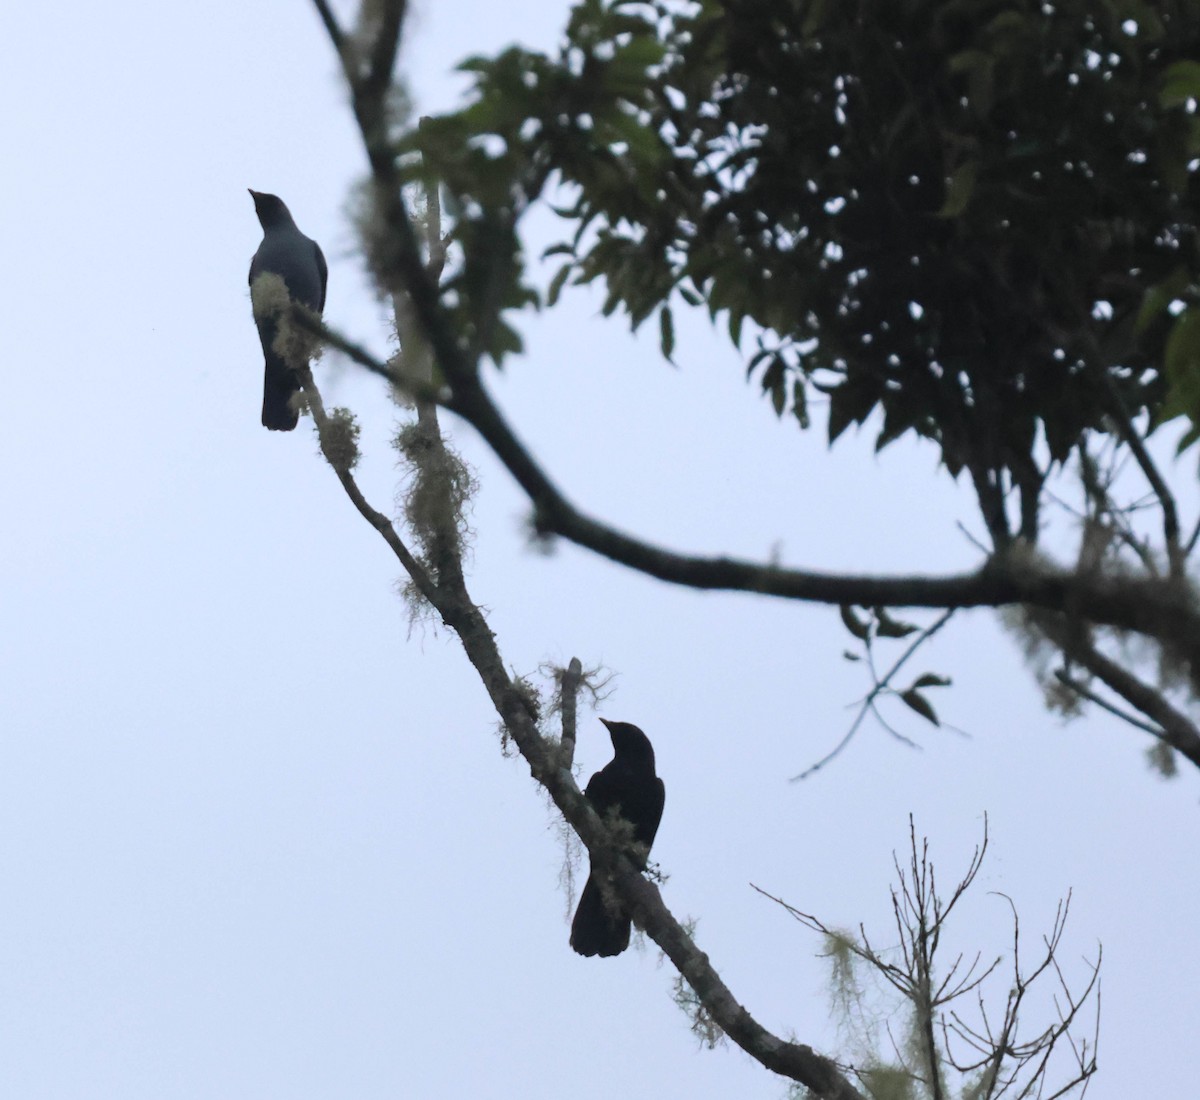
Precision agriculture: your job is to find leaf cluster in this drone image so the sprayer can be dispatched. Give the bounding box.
[401,0,1200,480]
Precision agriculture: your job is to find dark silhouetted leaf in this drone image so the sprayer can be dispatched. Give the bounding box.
[875,609,918,638]
[840,604,871,641]
[659,304,675,362]
[900,689,940,727]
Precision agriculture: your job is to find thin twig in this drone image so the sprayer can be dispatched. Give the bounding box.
[290,306,442,403]
[310,0,346,58]
[1185,514,1200,558]
[297,365,441,610]
[1052,669,1168,738]
[1096,365,1182,575]
[364,0,406,97]
[755,817,1096,1100]
[793,610,955,781]
[1034,613,1200,768]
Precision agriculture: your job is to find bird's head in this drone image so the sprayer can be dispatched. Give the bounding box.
[599,718,656,768]
[248,189,295,230]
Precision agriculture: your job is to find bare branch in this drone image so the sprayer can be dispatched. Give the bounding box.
[310,0,346,59]
[1096,362,1182,576]
[1035,612,1200,768]
[440,357,1200,655]
[289,306,446,408]
[1053,668,1167,738]
[758,821,1097,1100]
[1070,444,1159,575]
[1186,514,1200,558]
[362,0,405,97]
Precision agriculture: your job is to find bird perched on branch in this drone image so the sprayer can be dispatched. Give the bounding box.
[248,190,327,431]
[570,719,665,958]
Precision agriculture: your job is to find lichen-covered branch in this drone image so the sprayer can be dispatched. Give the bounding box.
[295,354,867,1097]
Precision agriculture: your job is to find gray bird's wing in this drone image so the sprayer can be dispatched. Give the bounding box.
[313,240,328,311]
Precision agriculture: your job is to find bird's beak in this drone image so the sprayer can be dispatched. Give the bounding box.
[599,718,614,739]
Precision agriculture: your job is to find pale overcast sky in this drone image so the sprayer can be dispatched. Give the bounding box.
[2,2,1197,1097]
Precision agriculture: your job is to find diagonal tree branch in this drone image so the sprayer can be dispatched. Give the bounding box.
[310,0,346,58]
[362,0,405,98]
[294,356,867,1099]
[297,364,441,610]
[1090,341,1183,577]
[1032,611,1200,768]
[303,15,871,1089]
[1053,669,1169,739]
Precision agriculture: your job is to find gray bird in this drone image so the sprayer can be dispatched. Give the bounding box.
[248,190,328,431]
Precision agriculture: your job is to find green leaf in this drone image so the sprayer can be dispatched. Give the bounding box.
[728,307,745,348]
[547,263,573,307]
[900,689,940,727]
[1160,309,1200,443]
[1165,308,1200,391]
[659,304,676,361]
[761,356,787,417]
[1161,60,1200,108]
[938,160,980,219]
[1135,265,1190,333]
[828,377,880,444]
[801,0,830,36]
[1175,422,1200,455]
[875,398,919,453]
[414,0,1196,488]
[456,54,498,75]
[911,673,952,690]
[744,347,771,379]
[485,318,525,365]
[948,49,996,117]
[874,609,918,638]
[839,604,871,641]
[613,34,667,72]
[792,379,811,430]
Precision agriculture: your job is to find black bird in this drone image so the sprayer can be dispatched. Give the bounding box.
[570,718,665,958]
[248,190,328,431]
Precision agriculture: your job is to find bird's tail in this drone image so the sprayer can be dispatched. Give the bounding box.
[569,873,631,958]
[261,350,300,431]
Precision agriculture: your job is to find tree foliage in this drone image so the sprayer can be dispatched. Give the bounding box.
[390,0,1200,772]
[407,0,1200,537]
